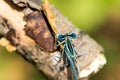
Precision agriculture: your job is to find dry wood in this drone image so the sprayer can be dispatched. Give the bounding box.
[0,0,106,80]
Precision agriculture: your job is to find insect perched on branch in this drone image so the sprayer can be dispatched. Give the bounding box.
[57,32,79,80]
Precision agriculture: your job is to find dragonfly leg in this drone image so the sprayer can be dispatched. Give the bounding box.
[53,55,60,63]
[55,48,65,67]
[56,40,65,47]
[57,48,65,63]
[59,56,69,71]
[60,61,69,71]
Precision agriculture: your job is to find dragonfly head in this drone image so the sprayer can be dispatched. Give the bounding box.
[58,34,64,41]
[69,33,77,39]
[58,33,77,41]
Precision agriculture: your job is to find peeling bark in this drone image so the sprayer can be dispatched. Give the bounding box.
[24,11,57,52]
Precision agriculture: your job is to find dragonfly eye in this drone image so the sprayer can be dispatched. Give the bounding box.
[70,33,77,39]
[58,34,64,41]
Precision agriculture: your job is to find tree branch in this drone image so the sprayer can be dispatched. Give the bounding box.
[0,0,106,80]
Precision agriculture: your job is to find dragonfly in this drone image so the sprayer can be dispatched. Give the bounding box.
[57,32,79,80]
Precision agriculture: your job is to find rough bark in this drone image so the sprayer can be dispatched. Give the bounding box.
[0,0,106,80]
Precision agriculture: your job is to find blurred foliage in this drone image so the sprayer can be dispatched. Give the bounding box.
[51,0,120,32]
[0,0,120,80]
[0,47,46,80]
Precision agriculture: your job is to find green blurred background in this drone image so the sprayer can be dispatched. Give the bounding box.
[0,0,120,80]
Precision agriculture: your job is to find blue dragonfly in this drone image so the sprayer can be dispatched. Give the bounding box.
[57,32,79,80]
